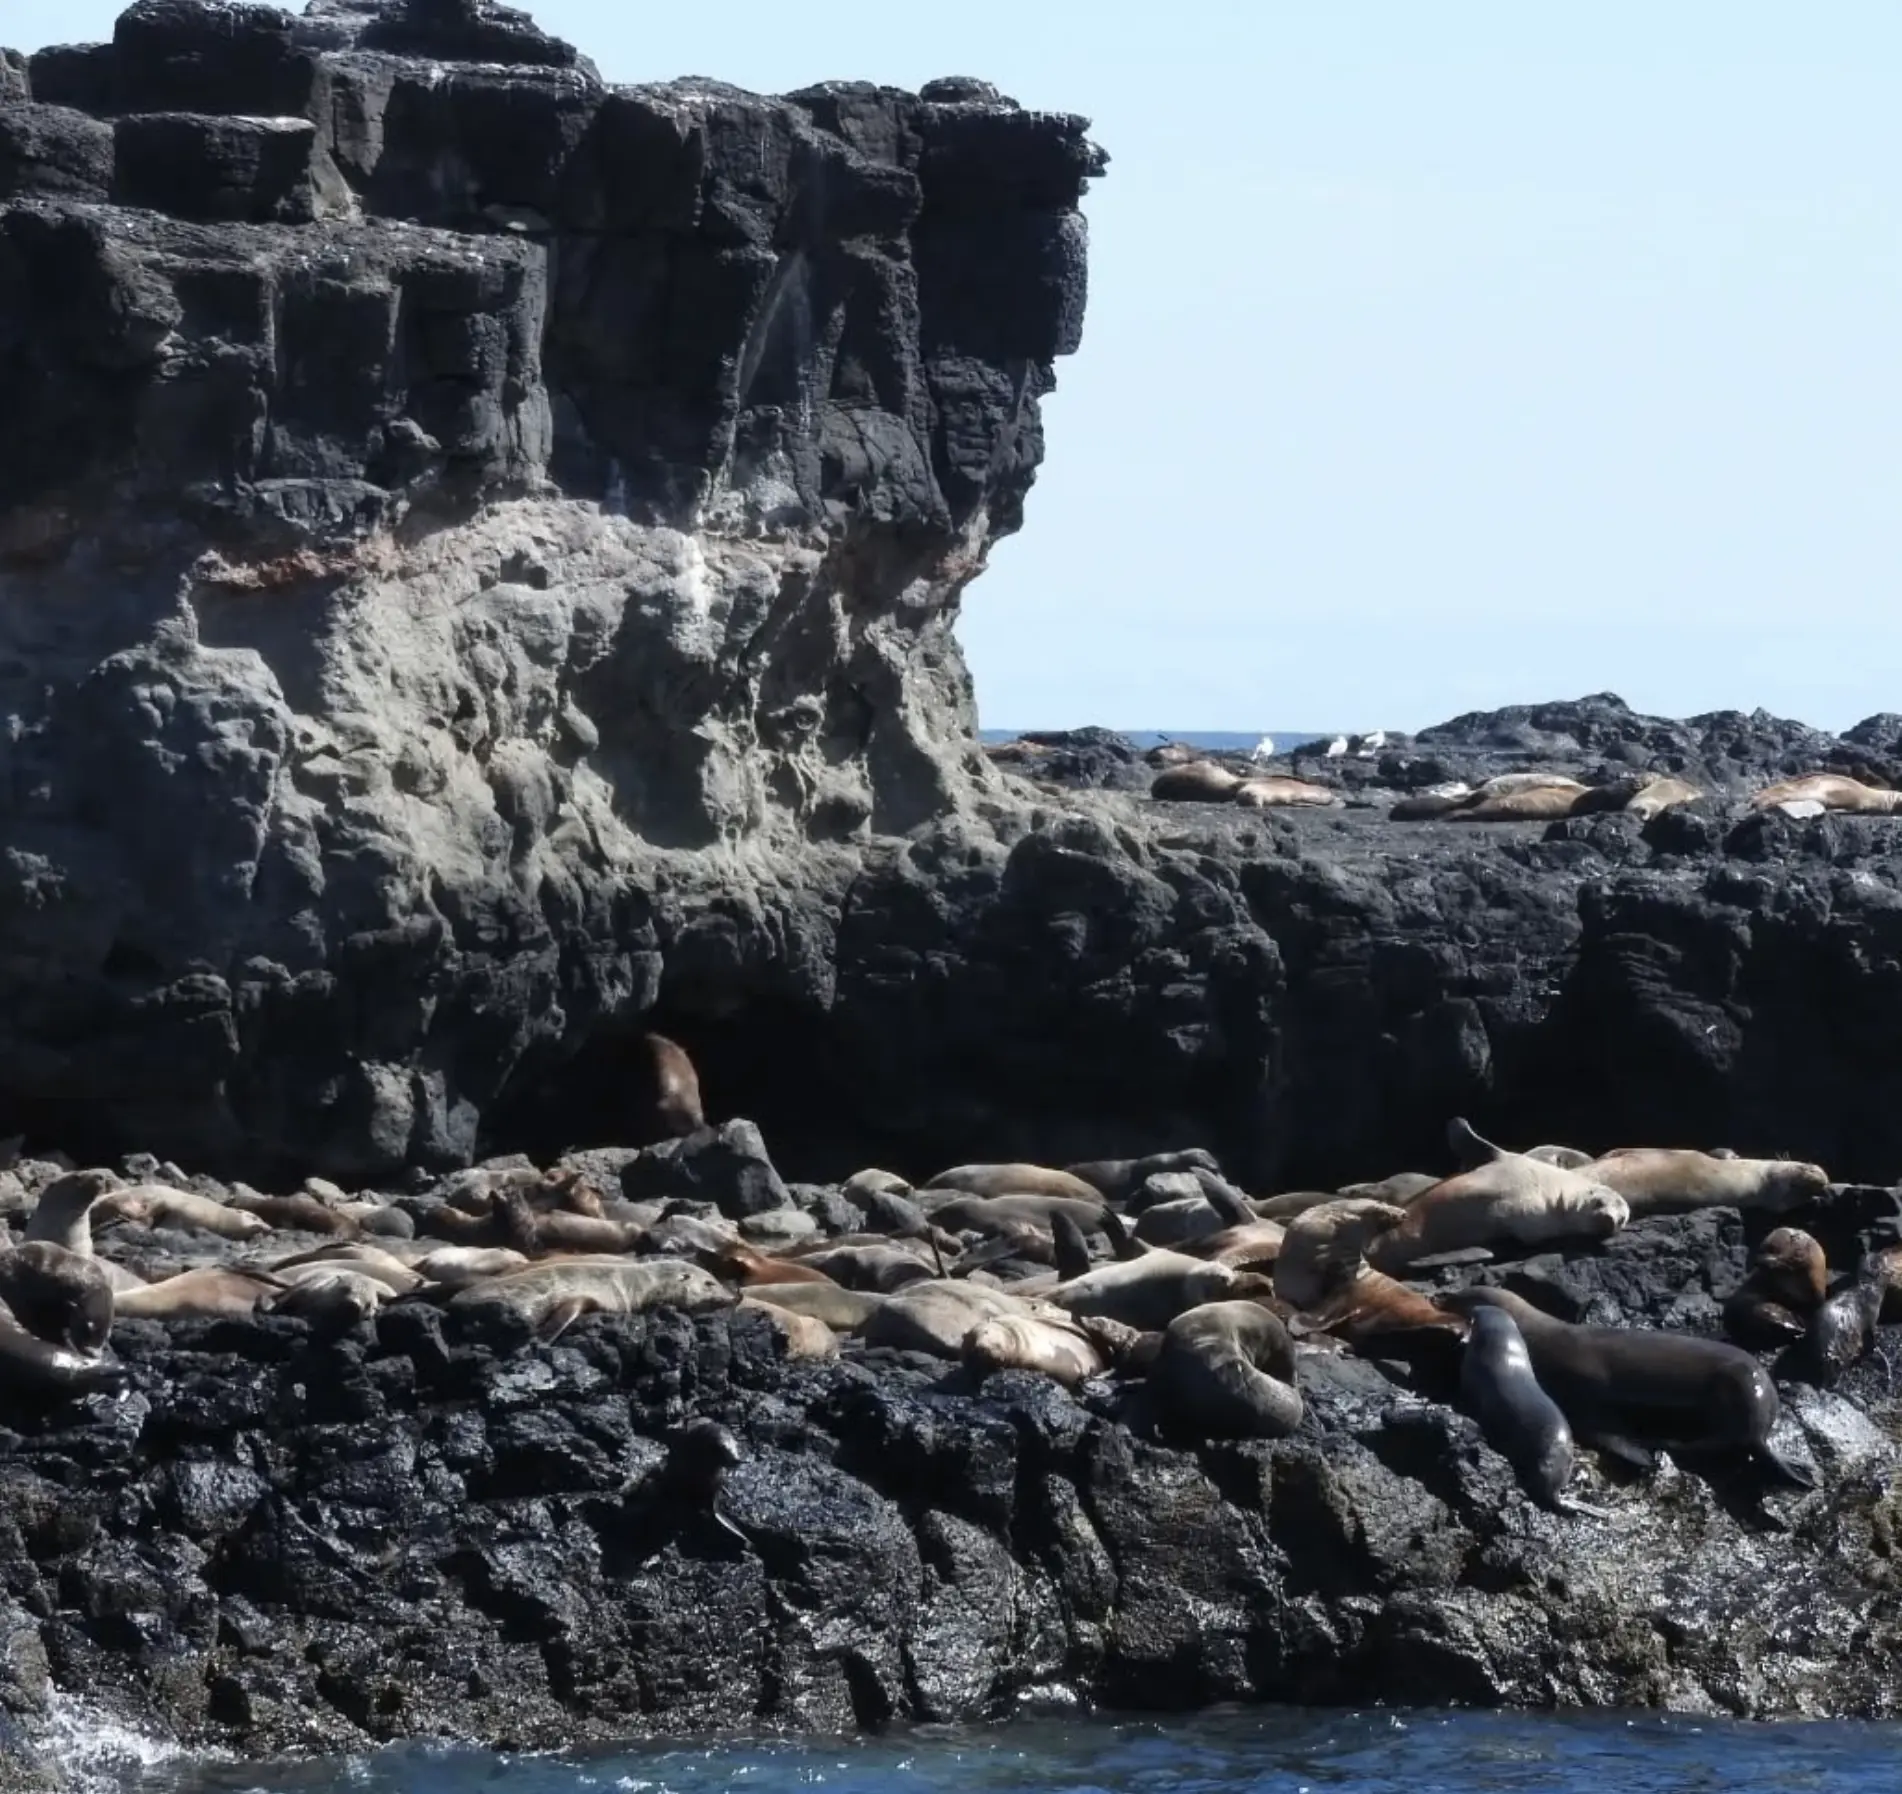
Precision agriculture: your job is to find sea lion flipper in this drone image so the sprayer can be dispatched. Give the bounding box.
[1099,1209,1143,1263]
[537,1297,588,1343]
[1582,1432,1658,1474]
[1754,1442,1819,1492]
[1445,1116,1502,1170]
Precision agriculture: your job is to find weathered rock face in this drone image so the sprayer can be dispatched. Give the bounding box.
[0,0,1104,1179]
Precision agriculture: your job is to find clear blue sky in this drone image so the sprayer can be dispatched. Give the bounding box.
[11,3,1901,733]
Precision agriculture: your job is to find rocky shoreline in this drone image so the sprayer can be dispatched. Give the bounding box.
[9,3,1902,1786]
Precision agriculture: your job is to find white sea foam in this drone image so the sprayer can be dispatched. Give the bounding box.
[28,1689,211,1792]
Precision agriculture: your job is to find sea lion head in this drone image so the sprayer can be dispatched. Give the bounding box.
[1570,1187,1631,1238]
[1762,1161,1830,1210]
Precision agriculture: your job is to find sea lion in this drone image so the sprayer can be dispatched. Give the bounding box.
[924,1193,1109,1239]
[962,1313,1107,1387]
[22,1171,148,1290]
[0,1244,115,1354]
[1273,1199,1407,1310]
[741,1281,887,1331]
[113,1267,286,1322]
[266,1243,426,1295]
[1722,1227,1827,1349]
[0,1305,127,1394]
[413,1246,531,1289]
[1389,781,1476,820]
[1622,775,1703,820]
[1132,1177,1254,1249]
[922,1164,1105,1205]
[1188,1217,1287,1272]
[1150,1302,1303,1440]
[497,1189,647,1257]
[1331,1173,1441,1207]
[1050,1248,1238,1332]
[1394,773,1592,823]
[1233,776,1341,810]
[1366,1157,1629,1274]
[228,1191,360,1237]
[1066,1149,1221,1202]
[1256,1189,1351,1221]
[1150,761,1244,802]
[644,1032,707,1136]
[266,1267,391,1326]
[1525,1145,1595,1170]
[646,1418,747,1548]
[1300,1269,1466,1366]
[1747,774,1902,816]
[1788,1281,1885,1389]
[1580,1149,1829,1219]
[738,1296,840,1362]
[1441,1287,1814,1489]
[1445,1116,1505,1171]
[858,1281,1028,1357]
[709,1241,838,1289]
[1460,1303,1576,1510]
[98,1186,270,1242]
[787,1241,937,1293]
[448,1255,735,1342]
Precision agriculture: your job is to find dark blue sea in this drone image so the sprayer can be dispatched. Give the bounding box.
[978,729,1334,755]
[87,1707,1902,1793]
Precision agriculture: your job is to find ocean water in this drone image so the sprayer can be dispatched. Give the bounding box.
[105,1707,1902,1794]
[979,729,1334,755]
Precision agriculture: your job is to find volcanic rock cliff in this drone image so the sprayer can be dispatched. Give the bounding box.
[0,0,1103,1182]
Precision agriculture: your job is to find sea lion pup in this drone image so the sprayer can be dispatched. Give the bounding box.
[1748,773,1902,816]
[1273,1199,1407,1311]
[1441,1287,1815,1490]
[0,1243,116,1354]
[496,1189,647,1258]
[1366,1157,1629,1276]
[413,1246,530,1290]
[1579,1149,1829,1220]
[1460,1304,1576,1511]
[642,1031,707,1137]
[1150,761,1245,802]
[97,1185,271,1243]
[1723,1227,1828,1349]
[1233,776,1341,810]
[738,1296,840,1362]
[962,1313,1109,1388]
[227,1190,361,1237]
[922,1163,1105,1205]
[448,1256,735,1343]
[1049,1246,1239,1332]
[1065,1149,1221,1203]
[1151,1302,1303,1440]
[113,1267,287,1322]
[1788,1280,1885,1389]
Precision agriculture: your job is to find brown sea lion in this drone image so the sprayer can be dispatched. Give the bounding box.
[1747,774,1902,816]
[98,1185,270,1242]
[1581,1149,1829,1219]
[1233,777,1342,810]
[1150,1302,1303,1440]
[113,1267,286,1322]
[1622,775,1703,820]
[738,1296,840,1362]
[1790,1281,1885,1388]
[709,1241,838,1289]
[1301,1269,1466,1358]
[1333,1172,1443,1206]
[1441,1287,1814,1489]
[1065,1149,1221,1202]
[228,1191,361,1237]
[1723,1227,1828,1349]
[922,1164,1106,1205]
[1188,1217,1288,1272]
[1273,1199,1408,1310]
[1150,761,1245,802]
[413,1246,531,1289]
[858,1281,1029,1357]
[643,1032,707,1136]
[266,1243,426,1296]
[497,1189,647,1258]
[448,1256,735,1342]
[1366,1156,1628,1274]
[742,1281,887,1331]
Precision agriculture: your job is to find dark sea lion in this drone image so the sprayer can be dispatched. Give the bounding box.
[228,1191,361,1237]
[0,1243,114,1354]
[1461,1304,1576,1511]
[99,1185,270,1242]
[1441,1287,1814,1490]
[497,1189,647,1257]
[1150,761,1245,802]
[1065,1149,1221,1202]
[0,1305,128,1394]
[22,1171,147,1289]
[1150,1302,1303,1440]
[1051,1248,1238,1332]
[654,1418,747,1546]
[786,1241,936,1293]
[644,1032,707,1137]
[1788,1281,1885,1389]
